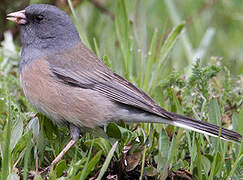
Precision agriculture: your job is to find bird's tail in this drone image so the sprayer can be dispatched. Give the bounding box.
[117,105,242,142]
[161,110,242,143]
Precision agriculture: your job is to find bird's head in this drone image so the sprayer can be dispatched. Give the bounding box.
[7,4,80,50]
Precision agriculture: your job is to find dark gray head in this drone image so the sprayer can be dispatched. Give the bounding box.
[22,4,80,50]
[7,4,81,70]
[8,4,80,51]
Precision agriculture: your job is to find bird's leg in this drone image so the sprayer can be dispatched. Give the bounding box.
[41,124,80,174]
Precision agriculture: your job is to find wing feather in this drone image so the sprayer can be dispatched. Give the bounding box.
[47,44,167,117]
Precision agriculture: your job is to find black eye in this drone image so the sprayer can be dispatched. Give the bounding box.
[35,15,44,22]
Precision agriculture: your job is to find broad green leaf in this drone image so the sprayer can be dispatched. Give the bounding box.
[144,166,158,177]
[107,122,132,142]
[26,116,39,141]
[10,116,23,152]
[12,131,32,158]
[33,174,42,180]
[157,129,169,178]
[208,98,222,150]
[201,155,211,176]
[55,160,66,178]
[85,137,111,156]
[157,129,169,172]
[208,98,221,126]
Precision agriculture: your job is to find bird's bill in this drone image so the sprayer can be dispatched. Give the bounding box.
[7,10,27,25]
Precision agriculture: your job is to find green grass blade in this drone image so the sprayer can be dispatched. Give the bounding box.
[93,37,101,59]
[1,96,11,179]
[79,140,94,180]
[164,0,193,73]
[149,22,184,93]
[23,133,32,180]
[208,98,222,149]
[96,141,118,180]
[196,140,202,180]
[194,28,215,63]
[67,0,90,48]
[209,152,222,180]
[139,146,147,180]
[84,151,102,179]
[115,0,132,79]
[237,106,243,136]
[143,28,158,92]
[229,144,243,178]
[157,129,169,179]
[133,0,147,87]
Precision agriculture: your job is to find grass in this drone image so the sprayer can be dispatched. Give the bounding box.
[1,0,243,179]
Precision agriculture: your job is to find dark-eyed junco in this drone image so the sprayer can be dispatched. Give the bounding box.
[7,4,242,171]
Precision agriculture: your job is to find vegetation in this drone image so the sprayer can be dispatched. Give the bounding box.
[0,0,243,179]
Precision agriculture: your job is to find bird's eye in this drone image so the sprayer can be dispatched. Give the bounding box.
[35,15,44,22]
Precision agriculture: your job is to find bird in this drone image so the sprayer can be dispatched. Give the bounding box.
[7,4,242,171]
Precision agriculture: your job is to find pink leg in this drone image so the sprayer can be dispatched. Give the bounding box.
[51,139,76,166]
[41,139,77,173]
[41,124,81,174]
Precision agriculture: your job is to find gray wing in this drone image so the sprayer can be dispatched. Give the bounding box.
[46,43,169,118]
[46,45,243,143]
